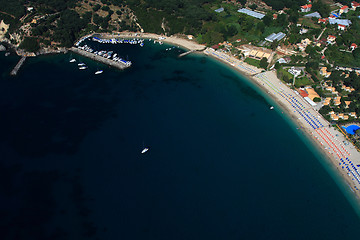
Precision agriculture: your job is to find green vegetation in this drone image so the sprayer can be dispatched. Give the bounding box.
[277,67,293,84]
[19,37,40,52]
[244,57,260,68]
[294,76,312,88]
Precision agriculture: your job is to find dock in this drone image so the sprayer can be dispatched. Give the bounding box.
[10,56,26,76]
[178,50,196,58]
[70,47,130,70]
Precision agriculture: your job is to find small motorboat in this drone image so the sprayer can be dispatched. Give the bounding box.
[95,70,103,75]
[270,106,274,110]
[70,58,76,63]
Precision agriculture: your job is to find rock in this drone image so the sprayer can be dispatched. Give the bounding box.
[0,45,5,51]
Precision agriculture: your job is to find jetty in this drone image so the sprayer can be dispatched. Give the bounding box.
[178,48,205,58]
[10,56,26,76]
[70,47,130,70]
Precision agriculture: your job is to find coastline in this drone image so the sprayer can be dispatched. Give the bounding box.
[202,47,360,211]
[17,31,360,210]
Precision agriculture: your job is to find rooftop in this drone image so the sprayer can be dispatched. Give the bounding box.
[237,8,265,19]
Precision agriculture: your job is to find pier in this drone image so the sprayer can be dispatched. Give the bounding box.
[10,56,26,76]
[179,50,201,58]
[70,47,130,70]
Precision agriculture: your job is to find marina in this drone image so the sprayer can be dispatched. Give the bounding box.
[70,47,130,70]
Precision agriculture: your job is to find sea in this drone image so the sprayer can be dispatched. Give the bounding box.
[1,39,360,240]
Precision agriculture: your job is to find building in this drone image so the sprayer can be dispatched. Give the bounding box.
[306,87,320,101]
[334,96,342,105]
[352,1,360,10]
[237,8,265,19]
[331,114,339,121]
[318,18,328,24]
[304,12,321,18]
[340,5,349,15]
[329,18,352,26]
[340,6,349,14]
[265,32,286,42]
[300,4,312,12]
[323,97,331,106]
[350,112,357,118]
[320,67,331,78]
[327,35,337,44]
[288,67,302,77]
[297,38,312,51]
[345,101,352,108]
[215,7,224,13]
[351,43,357,50]
[326,86,338,94]
[338,24,346,30]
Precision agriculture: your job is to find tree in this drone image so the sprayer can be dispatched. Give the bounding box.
[260,57,268,69]
[313,97,321,102]
[19,37,40,52]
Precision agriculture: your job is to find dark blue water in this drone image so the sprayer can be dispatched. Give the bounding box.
[1,41,360,240]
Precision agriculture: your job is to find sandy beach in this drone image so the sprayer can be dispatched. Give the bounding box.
[79,32,360,205]
[204,45,360,202]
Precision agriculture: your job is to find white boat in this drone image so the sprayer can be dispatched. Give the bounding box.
[95,70,103,75]
[69,58,76,63]
[79,66,87,70]
[270,106,274,110]
[141,148,149,154]
[78,63,86,66]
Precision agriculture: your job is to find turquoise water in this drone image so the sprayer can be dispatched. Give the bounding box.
[1,41,360,239]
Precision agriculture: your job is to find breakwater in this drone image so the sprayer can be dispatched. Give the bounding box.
[10,56,26,76]
[70,47,130,70]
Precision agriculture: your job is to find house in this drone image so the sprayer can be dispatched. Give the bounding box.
[297,38,312,51]
[345,101,352,108]
[301,4,312,12]
[334,96,342,105]
[352,1,360,10]
[351,43,357,50]
[344,115,349,120]
[273,14,278,19]
[323,97,331,106]
[331,114,339,121]
[350,112,357,118]
[306,87,320,101]
[327,35,337,44]
[320,67,331,78]
[338,113,345,119]
[326,86,337,93]
[338,24,346,30]
[288,67,302,77]
[340,5,349,15]
[27,7,33,11]
[298,89,309,98]
[318,18,328,24]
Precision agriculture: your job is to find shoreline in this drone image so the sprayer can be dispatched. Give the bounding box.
[11,31,360,210]
[193,45,360,213]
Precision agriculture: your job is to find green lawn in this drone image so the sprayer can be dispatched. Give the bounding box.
[245,57,260,67]
[295,76,313,88]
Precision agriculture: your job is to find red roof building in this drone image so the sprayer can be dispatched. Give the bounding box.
[351,43,357,50]
[340,5,349,14]
[298,89,309,98]
[301,4,312,12]
[318,18,328,24]
[352,1,360,9]
[338,24,346,30]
